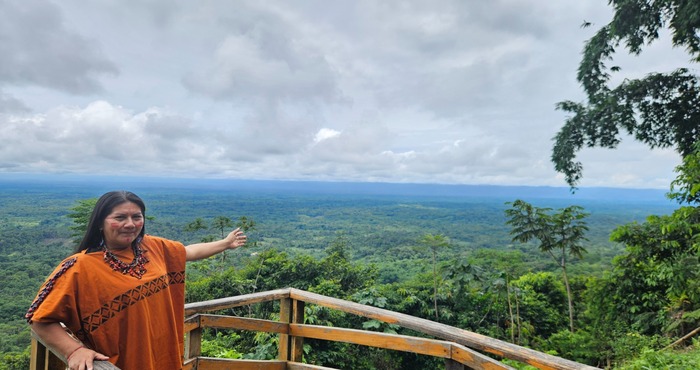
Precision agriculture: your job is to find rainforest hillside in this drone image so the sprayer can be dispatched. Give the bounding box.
[0,175,680,368]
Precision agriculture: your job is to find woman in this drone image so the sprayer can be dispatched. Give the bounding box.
[26,191,247,370]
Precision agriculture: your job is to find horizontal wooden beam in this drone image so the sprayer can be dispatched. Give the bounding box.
[451,344,516,370]
[200,314,289,334]
[289,324,512,370]
[184,288,291,316]
[287,361,340,370]
[196,357,286,370]
[290,324,450,358]
[193,357,340,370]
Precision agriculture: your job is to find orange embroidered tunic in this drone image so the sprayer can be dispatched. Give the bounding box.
[27,235,187,370]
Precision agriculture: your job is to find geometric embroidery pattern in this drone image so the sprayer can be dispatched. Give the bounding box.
[75,271,185,341]
[25,258,78,322]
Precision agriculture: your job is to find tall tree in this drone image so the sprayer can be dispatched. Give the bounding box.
[184,217,212,243]
[212,216,234,261]
[553,0,700,188]
[211,216,234,239]
[505,200,589,332]
[185,218,207,233]
[492,271,523,344]
[235,216,256,233]
[235,216,256,249]
[66,198,97,245]
[417,233,450,320]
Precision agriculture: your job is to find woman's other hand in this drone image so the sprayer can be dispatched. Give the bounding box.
[67,346,109,370]
[225,228,247,249]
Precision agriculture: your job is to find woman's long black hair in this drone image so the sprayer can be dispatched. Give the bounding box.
[75,191,147,253]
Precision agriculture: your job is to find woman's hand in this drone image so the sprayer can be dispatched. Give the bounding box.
[185,227,247,261]
[225,228,247,249]
[67,346,109,370]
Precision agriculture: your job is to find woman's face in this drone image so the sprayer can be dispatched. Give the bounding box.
[102,202,144,251]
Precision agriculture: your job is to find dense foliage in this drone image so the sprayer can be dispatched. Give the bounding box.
[553,0,700,188]
[0,179,680,369]
[541,1,700,366]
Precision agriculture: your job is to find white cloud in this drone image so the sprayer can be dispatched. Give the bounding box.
[0,0,692,189]
[314,128,341,143]
[0,101,218,175]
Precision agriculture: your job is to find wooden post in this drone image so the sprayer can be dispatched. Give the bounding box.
[184,315,202,361]
[290,299,305,362]
[29,332,63,370]
[47,353,64,370]
[446,358,467,370]
[30,337,46,370]
[185,328,202,361]
[278,298,292,361]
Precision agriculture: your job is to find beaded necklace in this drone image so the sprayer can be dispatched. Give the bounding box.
[103,240,149,279]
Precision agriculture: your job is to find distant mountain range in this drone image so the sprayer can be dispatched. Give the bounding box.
[0,173,675,206]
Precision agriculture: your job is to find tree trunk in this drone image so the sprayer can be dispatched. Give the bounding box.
[561,263,575,332]
[515,290,522,344]
[506,278,515,343]
[663,326,700,350]
[432,250,438,320]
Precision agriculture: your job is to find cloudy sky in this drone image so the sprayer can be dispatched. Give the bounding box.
[0,0,695,189]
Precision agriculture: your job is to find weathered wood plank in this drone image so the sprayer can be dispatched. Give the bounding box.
[184,314,202,360]
[184,288,291,316]
[29,337,46,370]
[446,358,466,370]
[288,324,512,370]
[182,357,196,370]
[93,362,119,370]
[278,298,292,361]
[184,314,200,333]
[287,361,340,370]
[289,288,600,370]
[451,344,516,370]
[185,328,202,360]
[196,357,286,370]
[291,299,305,363]
[290,324,451,358]
[200,314,289,334]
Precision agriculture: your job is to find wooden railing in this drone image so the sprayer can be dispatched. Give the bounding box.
[30,288,601,370]
[182,288,600,370]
